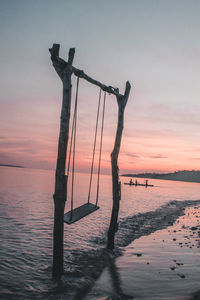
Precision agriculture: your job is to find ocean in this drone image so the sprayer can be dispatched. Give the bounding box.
[1,166,200,299]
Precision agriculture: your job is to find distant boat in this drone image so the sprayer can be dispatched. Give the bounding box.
[124,182,154,187]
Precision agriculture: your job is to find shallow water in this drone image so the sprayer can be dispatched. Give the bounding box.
[86,206,200,300]
[1,166,200,299]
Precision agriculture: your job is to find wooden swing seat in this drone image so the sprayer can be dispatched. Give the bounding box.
[64,203,99,224]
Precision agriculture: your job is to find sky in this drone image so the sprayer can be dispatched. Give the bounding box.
[1,0,200,174]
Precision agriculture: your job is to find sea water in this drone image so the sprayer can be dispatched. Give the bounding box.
[1,166,200,299]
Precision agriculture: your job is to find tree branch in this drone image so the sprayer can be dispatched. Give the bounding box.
[49,44,68,80]
[124,81,131,98]
[121,81,131,107]
[68,48,75,66]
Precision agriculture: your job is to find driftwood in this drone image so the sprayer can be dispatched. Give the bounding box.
[49,44,131,277]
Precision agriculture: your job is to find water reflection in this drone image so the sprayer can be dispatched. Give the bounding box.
[108,257,134,300]
[1,167,200,299]
[73,251,134,300]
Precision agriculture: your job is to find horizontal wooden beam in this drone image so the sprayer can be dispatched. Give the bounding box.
[49,44,129,98]
[72,66,122,97]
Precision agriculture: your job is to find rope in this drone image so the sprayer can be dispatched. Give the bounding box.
[95,91,106,206]
[66,76,79,219]
[66,81,105,217]
[88,88,102,203]
[66,78,79,178]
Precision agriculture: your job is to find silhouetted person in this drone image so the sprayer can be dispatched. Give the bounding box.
[135,179,138,185]
[130,179,133,185]
[145,180,148,186]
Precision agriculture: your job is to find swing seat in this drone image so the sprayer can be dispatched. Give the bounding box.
[64,203,99,224]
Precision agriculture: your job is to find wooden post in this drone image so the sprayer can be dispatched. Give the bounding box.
[49,44,75,278]
[107,81,131,250]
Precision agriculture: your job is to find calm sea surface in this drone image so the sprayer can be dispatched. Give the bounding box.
[1,166,200,299]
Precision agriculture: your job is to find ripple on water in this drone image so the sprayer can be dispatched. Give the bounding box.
[1,168,200,299]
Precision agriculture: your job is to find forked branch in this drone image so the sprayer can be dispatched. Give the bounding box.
[49,43,125,97]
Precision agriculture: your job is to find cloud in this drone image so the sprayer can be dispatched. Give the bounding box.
[0,138,40,155]
[190,157,200,161]
[0,150,54,170]
[149,154,168,159]
[124,152,140,158]
[144,103,200,127]
[0,134,57,169]
[123,151,167,160]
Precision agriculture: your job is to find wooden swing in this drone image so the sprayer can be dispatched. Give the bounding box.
[64,77,106,224]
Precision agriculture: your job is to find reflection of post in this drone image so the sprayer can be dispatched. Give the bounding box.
[108,257,134,299]
[109,258,123,296]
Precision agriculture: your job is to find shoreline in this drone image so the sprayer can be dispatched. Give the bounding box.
[121,172,200,184]
[54,200,200,300]
[0,164,24,168]
[121,175,200,184]
[85,204,200,299]
[92,200,200,249]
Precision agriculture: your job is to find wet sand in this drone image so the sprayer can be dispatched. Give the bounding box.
[85,205,200,300]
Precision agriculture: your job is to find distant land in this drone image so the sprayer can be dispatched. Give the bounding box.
[121,170,200,183]
[0,164,24,168]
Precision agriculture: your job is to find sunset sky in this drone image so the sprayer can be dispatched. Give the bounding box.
[1,0,200,174]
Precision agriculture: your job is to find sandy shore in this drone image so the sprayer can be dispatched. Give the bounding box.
[85,205,200,300]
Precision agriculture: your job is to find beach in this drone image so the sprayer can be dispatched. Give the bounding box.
[85,205,200,300]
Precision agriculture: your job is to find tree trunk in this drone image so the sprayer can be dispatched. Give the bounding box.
[49,45,75,278]
[107,81,131,250]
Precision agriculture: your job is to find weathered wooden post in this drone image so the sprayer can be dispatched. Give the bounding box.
[107,81,131,250]
[49,44,75,278]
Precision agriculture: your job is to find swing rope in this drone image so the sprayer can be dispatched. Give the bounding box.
[96,91,106,206]
[65,79,106,224]
[66,76,79,218]
[66,77,79,178]
[88,88,102,203]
